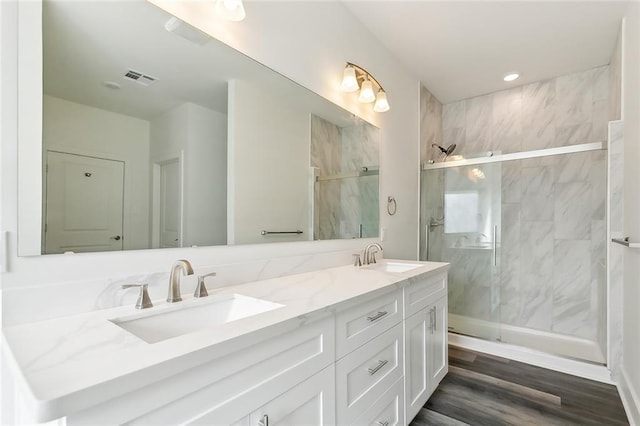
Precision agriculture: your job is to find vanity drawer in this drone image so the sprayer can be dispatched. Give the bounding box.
[336,322,404,425]
[336,288,403,358]
[404,272,447,318]
[352,376,405,426]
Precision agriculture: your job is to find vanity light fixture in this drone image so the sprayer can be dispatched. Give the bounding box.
[215,0,246,22]
[340,62,390,112]
[503,72,520,82]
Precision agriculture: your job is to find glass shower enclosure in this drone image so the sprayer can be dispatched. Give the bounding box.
[420,144,608,364]
[421,160,502,342]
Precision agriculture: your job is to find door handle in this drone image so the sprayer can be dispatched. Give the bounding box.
[112,235,121,241]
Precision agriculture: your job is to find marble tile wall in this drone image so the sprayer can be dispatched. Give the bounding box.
[422,66,612,356]
[420,85,444,163]
[609,28,622,121]
[419,84,444,261]
[608,120,624,378]
[311,115,379,240]
[442,65,611,156]
[496,147,607,345]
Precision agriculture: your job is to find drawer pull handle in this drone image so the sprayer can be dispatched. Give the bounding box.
[368,359,389,375]
[377,422,389,426]
[367,311,388,322]
[258,414,269,426]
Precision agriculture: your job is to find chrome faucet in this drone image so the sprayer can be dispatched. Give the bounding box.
[363,243,383,265]
[167,259,194,303]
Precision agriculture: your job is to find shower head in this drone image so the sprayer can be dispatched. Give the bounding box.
[432,143,457,156]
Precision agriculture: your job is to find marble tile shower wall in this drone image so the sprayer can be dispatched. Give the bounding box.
[442,65,610,156]
[310,115,379,240]
[435,65,611,344]
[420,85,444,163]
[608,120,624,377]
[500,152,606,342]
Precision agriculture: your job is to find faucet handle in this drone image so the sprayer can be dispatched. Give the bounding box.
[352,253,362,267]
[194,272,216,298]
[122,283,153,309]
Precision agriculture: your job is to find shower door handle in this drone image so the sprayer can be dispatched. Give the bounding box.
[492,225,498,267]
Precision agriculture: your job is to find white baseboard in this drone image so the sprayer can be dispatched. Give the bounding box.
[619,367,640,425]
[449,333,613,384]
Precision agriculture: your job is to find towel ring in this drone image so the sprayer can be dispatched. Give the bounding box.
[387,196,397,216]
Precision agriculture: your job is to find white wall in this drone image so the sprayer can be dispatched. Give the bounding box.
[228,79,310,244]
[149,0,421,259]
[150,102,227,247]
[621,2,640,424]
[43,95,151,250]
[185,103,227,247]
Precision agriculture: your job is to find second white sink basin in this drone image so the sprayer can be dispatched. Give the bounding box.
[111,294,284,343]
[366,261,422,273]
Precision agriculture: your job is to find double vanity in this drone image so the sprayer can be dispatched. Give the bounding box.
[3,259,449,425]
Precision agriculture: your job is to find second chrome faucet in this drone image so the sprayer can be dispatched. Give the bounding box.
[167,259,194,303]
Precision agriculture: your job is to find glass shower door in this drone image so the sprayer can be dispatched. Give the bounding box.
[420,161,502,341]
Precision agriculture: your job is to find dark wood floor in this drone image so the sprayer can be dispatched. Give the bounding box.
[410,346,629,426]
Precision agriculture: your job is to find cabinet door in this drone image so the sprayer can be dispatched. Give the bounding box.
[251,366,335,426]
[427,296,448,394]
[404,309,428,422]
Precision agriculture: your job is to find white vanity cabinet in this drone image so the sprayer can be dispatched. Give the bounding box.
[334,289,405,425]
[7,262,450,426]
[403,273,448,422]
[66,316,336,425]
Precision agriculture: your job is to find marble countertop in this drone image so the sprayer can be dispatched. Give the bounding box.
[2,259,449,422]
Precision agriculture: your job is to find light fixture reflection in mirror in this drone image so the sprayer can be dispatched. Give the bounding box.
[215,0,246,21]
[339,62,390,112]
[26,0,381,256]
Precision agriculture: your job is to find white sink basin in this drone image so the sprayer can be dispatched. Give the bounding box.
[366,261,422,273]
[111,294,284,343]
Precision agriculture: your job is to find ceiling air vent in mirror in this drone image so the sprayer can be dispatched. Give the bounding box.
[122,69,157,86]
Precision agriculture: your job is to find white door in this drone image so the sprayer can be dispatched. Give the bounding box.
[45,151,124,254]
[159,159,181,248]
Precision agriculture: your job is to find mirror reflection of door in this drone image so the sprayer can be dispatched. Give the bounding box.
[44,151,124,254]
[159,159,181,248]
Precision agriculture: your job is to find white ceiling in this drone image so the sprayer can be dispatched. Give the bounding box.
[343,1,630,103]
[43,0,357,126]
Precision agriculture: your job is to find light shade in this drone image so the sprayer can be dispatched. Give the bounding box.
[373,90,390,112]
[340,66,359,92]
[358,78,376,103]
[503,72,519,82]
[215,0,246,22]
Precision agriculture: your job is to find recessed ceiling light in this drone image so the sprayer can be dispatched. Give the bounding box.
[503,72,520,82]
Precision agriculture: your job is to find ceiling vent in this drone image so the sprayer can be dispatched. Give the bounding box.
[122,69,158,87]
